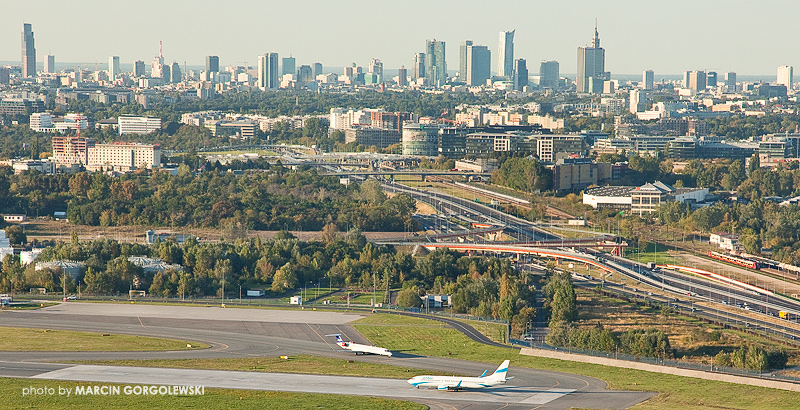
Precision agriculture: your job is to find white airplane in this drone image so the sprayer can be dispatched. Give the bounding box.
[407,360,511,391]
[325,334,393,357]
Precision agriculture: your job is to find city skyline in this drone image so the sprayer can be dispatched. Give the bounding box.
[4,1,800,76]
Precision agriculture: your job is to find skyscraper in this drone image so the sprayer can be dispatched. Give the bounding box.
[630,89,647,113]
[258,53,279,90]
[206,56,219,73]
[133,60,146,77]
[689,70,706,92]
[298,65,314,84]
[725,72,737,89]
[171,62,182,83]
[162,64,171,83]
[498,30,515,78]
[152,42,164,79]
[108,56,120,80]
[465,44,490,86]
[397,66,408,87]
[539,61,560,89]
[513,59,528,91]
[778,65,793,89]
[44,55,55,74]
[576,23,607,93]
[412,53,425,80]
[643,70,654,90]
[707,71,717,88]
[459,40,473,80]
[313,63,323,77]
[369,58,383,80]
[425,40,447,87]
[282,57,296,77]
[21,23,36,77]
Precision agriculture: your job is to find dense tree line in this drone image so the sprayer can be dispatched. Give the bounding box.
[0,168,417,232]
[0,234,535,331]
[713,344,788,371]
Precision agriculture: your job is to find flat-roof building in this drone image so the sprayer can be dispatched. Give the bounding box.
[118,116,161,135]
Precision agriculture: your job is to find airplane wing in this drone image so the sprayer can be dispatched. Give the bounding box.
[437,380,462,391]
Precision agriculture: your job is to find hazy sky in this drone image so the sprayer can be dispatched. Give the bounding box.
[4,0,800,76]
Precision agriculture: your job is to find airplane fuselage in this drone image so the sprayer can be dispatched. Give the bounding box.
[407,375,506,390]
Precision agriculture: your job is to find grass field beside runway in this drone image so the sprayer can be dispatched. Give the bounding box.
[4,377,423,410]
[353,314,800,410]
[0,327,208,351]
[66,355,461,379]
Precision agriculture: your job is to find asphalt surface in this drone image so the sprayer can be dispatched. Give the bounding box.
[0,303,654,409]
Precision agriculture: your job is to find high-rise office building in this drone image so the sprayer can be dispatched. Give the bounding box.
[707,71,717,88]
[108,56,120,80]
[171,62,182,83]
[498,30,515,78]
[369,58,383,80]
[459,40,473,80]
[576,24,607,93]
[206,55,219,73]
[162,64,171,83]
[397,66,408,87]
[683,71,691,88]
[44,55,55,74]
[133,60,146,77]
[725,72,737,89]
[298,65,314,84]
[313,63,323,77]
[0,67,9,85]
[152,42,165,79]
[465,45,490,86]
[643,70,654,90]
[282,57,296,77]
[689,70,706,92]
[778,65,793,89]
[258,53,279,90]
[514,59,528,91]
[412,53,425,80]
[540,60,560,89]
[21,23,36,77]
[630,89,647,113]
[425,39,447,87]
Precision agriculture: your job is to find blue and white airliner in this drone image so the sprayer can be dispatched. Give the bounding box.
[407,360,512,391]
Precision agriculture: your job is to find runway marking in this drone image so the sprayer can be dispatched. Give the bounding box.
[137,317,145,328]
[306,323,336,351]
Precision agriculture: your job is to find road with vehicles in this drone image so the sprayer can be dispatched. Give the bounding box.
[388,180,800,344]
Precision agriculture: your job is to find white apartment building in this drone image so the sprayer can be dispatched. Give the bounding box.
[86,143,161,172]
[118,116,161,135]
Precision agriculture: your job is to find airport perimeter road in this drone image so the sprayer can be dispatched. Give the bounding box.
[0,303,653,410]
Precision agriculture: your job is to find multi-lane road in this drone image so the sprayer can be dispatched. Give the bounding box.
[386,180,800,344]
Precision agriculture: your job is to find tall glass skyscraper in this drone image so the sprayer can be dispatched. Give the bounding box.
[425,40,447,87]
[258,53,279,90]
[466,45,490,86]
[497,30,514,78]
[21,23,36,77]
[459,40,473,80]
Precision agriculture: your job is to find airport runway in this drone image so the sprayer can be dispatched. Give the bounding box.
[0,303,654,409]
